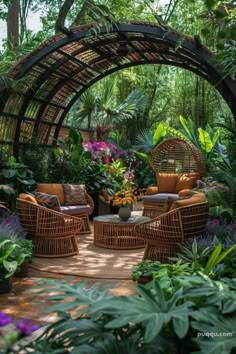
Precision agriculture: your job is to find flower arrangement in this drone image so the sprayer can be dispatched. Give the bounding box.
[112,188,137,207]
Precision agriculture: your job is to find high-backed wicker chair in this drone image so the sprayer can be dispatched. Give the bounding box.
[135,200,208,262]
[143,138,206,218]
[151,138,205,175]
[16,199,83,258]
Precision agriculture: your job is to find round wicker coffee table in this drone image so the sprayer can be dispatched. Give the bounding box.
[93,213,150,249]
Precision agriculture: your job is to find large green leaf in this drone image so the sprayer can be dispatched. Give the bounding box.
[204,243,236,275]
[198,128,213,153]
[192,317,236,354]
[172,316,189,339]
[0,241,19,262]
[179,116,193,141]
[3,260,18,278]
[2,169,16,179]
[211,128,221,150]
[153,123,167,147]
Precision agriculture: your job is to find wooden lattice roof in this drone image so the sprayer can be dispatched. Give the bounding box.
[0,21,236,155]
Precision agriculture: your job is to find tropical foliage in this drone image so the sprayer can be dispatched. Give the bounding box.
[9,274,236,354]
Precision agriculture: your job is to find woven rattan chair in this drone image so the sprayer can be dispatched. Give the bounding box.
[135,201,208,262]
[16,199,83,258]
[143,138,206,218]
[150,138,205,175]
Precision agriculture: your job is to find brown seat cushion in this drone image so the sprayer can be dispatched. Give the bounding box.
[175,173,200,193]
[34,192,61,209]
[156,173,178,193]
[37,184,65,205]
[63,184,87,205]
[170,192,206,210]
[60,205,91,215]
[19,193,38,204]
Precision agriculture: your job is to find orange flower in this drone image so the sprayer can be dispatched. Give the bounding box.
[112,189,137,207]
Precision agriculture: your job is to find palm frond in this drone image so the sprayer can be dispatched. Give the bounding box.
[133,129,154,153]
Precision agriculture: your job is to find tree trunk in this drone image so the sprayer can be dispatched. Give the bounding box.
[200,80,206,127]
[194,76,199,125]
[55,0,75,34]
[7,0,19,50]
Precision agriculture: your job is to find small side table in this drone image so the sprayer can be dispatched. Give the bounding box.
[93,213,150,249]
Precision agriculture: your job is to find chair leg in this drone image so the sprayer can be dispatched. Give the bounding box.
[79,215,92,235]
[143,243,179,263]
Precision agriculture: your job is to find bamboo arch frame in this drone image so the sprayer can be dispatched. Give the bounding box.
[0,21,235,155]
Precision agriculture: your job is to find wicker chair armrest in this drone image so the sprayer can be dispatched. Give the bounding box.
[36,204,83,235]
[145,186,159,195]
[86,193,94,214]
[135,208,184,243]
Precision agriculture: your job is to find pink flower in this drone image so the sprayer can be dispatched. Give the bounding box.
[104,156,110,164]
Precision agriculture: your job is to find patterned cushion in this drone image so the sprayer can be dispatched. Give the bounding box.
[37,184,65,205]
[63,184,87,205]
[34,192,61,209]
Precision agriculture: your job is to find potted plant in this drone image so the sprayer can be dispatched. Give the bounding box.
[0,239,27,294]
[15,240,33,277]
[112,180,137,221]
[131,259,161,284]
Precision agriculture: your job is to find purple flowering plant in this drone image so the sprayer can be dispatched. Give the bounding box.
[82,140,120,163]
[0,213,26,241]
[0,312,40,353]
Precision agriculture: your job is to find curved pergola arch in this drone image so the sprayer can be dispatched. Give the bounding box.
[0,21,235,155]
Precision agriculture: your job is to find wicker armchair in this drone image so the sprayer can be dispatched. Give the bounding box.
[16,198,83,258]
[135,201,208,262]
[34,184,94,235]
[143,138,206,218]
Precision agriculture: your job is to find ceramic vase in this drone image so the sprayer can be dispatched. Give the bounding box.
[118,206,131,221]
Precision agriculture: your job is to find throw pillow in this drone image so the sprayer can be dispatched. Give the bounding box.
[34,192,61,209]
[175,173,200,193]
[19,193,38,204]
[63,184,87,205]
[145,186,159,195]
[37,184,65,205]
[178,189,194,197]
[156,173,178,193]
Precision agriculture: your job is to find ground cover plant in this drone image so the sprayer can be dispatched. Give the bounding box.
[2,273,235,354]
